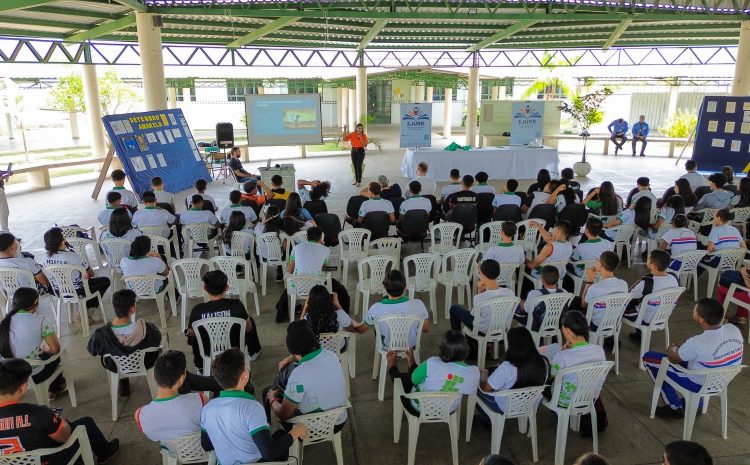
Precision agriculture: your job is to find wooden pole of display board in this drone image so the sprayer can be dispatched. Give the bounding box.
[91,141,115,200]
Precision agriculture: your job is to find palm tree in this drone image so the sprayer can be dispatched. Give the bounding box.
[521,52,574,100]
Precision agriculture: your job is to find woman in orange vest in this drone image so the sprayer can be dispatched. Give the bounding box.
[343,123,368,187]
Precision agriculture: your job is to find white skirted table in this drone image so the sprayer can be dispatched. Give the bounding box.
[401,146,559,180]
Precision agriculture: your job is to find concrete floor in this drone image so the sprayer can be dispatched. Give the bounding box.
[6,127,748,465]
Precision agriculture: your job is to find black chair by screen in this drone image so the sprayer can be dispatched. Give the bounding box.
[390,197,405,220]
[423,194,441,223]
[362,211,390,240]
[398,210,429,251]
[514,191,529,208]
[527,204,558,227]
[446,203,478,245]
[344,195,368,226]
[492,204,522,223]
[476,193,495,225]
[304,200,328,218]
[315,213,342,247]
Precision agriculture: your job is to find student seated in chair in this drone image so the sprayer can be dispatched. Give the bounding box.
[0,232,50,295]
[576,251,628,331]
[132,191,177,237]
[491,179,522,209]
[189,179,217,213]
[399,181,432,216]
[443,174,478,215]
[439,168,462,203]
[362,270,430,346]
[180,195,220,243]
[472,171,496,195]
[98,191,131,226]
[623,250,680,340]
[151,176,175,212]
[515,265,567,330]
[219,190,258,226]
[483,221,525,267]
[357,181,396,224]
[523,220,573,284]
[568,217,613,278]
[449,259,514,334]
[107,169,137,211]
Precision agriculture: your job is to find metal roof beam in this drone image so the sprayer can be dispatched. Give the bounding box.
[66,15,136,42]
[226,16,301,48]
[466,20,538,51]
[603,19,632,50]
[111,0,147,12]
[357,18,387,51]
[0,0,55,13]
[31,6,113,19]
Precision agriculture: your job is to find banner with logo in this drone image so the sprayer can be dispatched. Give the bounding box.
[510,101,545,145]
[399,103,432,148]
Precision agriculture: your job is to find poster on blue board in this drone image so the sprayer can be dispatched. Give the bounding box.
[510,101,545,145]
[691,96,750,174]
[399,103,432,148]
[102,109,210,199]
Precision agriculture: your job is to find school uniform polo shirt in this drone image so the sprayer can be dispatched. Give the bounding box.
[680,172,708,192]
[108,187,137,207]
[364,296,429,348]
[630,274,680,323]
[411,357,480,411]
[399,196,431,215]
[409,176,436,197]
[136,392,206,442]
[708,224,743,250]
[471,287,515,334]
[220,204,258,225]
[285,348,348,424]
[472,184,496,195]
[571,238,614,276]
[531,241,573,278]
[629,190,657,208]
[154,190,175,206]
[492,192,522,208]
[99,228,143,243]
[98,206,131,226]
[133,207,176,235]
[180,209,219,226]
[120,256,167,291]
[584,277,629,327]
[527,192,564,214]
[487,361,519,411]
[549,342,606,407]
[42,251,88,291]
[0,256,42,289]
[661,228,698,255]
[657,207,676,225]
[483,242,525,266]
[201,391,269,465]
[8,311,54,360]
[678,324,744,382]
[440,183,462,199]
[358,197,394,218]
[290,241,329,275]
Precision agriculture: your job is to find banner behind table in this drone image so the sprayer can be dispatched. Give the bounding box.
[103,109,210,198]
[691,96,750,173]
[510,101,545,145]
[399,103,432,148]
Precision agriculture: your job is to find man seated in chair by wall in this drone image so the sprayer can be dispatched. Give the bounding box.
[443,174,478,215]
[643,298,743,419]
[187,271,262,374]
[407,161,436,198]
[0,358,120,463]
[201,348,308,465]
[449,259,514,336]
[87,289,162,397]
[132,191,178,238]
[362,270,430,345]
[228,146,258,183]
[357,181,396,224]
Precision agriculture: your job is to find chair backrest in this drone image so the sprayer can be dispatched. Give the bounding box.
[362,211,390,240]
[674,250,707,273]
[527,204,557,227]
[283,230,308,259]
[358,255,395,291]
[478,221,504,252]
[339,228,370,258]
[123,274,165,297]
[66,237,98,264]
[162,432,209,465]
[403,253,439,292]
[303,199,328,217]
[184,223,213,243]
[550,361,614,412]
[289,406,350,445]
[492,204,522,223]
[470,296,520,338]
[651,222,672,242]
[430,222,462,254]
[370,238,402,262]
[345,195,368,218]
[147,235,174,262]
[0,425,92,465]
[402,391,461,422]
[0,266,35,299]
[374,314,425,352]
[192,317,246,359]
[229,230,255,259]
[172,258,211,296]
[731,207,750,226]
[43,264,87,297]
[256,232,284,262]
[399,210,429,238]
[139,225,170,238]
[637,286,685,328]
[104,346,161,376]
[558,204,589,233]
[476,192,495,224]
[209,256,247,294]
[287,274,329,297]
[440,248,480,285]
[100,239,131,271]
[58,225,87,240]
[589,292,631,338]
[609,223,637,243]
[693,364,746,396]
[515,219,545,253]
[496,262,518,289]
[486,386,546,420]
[446,203,478,233]
[318,332,347,355]
[315,213,342,247]
[525,292,574,337]
[700,208,719,226]
[712,247,746,271]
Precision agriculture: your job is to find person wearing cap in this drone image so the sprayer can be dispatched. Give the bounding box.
[266,321,348,429]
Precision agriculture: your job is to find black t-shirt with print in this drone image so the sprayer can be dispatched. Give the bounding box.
[188,298,249,352]
[0,402,63,454]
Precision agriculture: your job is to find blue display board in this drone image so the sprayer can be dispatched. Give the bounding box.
[102,109,210,198]
[692,96,750,173]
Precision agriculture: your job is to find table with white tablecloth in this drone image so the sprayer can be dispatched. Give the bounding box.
[400,146,559,180]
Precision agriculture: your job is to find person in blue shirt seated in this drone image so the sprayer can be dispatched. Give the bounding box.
[607,118,629,155]
[631,114,650,157]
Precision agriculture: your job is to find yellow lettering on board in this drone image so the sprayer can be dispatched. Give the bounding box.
[160,114,169,126]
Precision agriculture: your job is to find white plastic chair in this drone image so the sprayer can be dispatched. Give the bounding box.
[622,287,685,369]
[462,296,520,370]
[104,346,160,421]
[355,255,395,317]
[256,232,285,296]
[649,358,745,440]
[172,258,211,332]
[521,260,566,295]
[477,221,505,254]
[565,259,597,296]
[139,225,171,240]
[337,228,370,287]
[147,234,177,265]
[281,230,308,260]
[26,351,77,408]
[287,274,331,322]
[722,282,750,340]
[123,274,177,330]
[641,223,672,258]
[372,314,425,401]
[192,316,246,376]
[515,219,545,259]
[731,206,750,236]
[229,230,258,282]
[210,256,260,316]
[183,223,221,258]
[0,266,46,316]
[43,264,106,338]
[584,292,631,375]
[319,332,354,396]
[369,237,402,270]
[393,379,461,465]
[524,292,574,347]
[67,237,104,271]
[688,208,719,242]
[698,248,746,298]
[672,249,707,301]
[465,386,546,459]
[428,222,462,255]
[606,224,636,265]
[496,262,521,297]
[0,425,94,465]
[288,405,350,465]
[403,253,440,323]
[437,248,479,319]
[160,431,214,465]
[100,238,131,291]
[542,361,615,465]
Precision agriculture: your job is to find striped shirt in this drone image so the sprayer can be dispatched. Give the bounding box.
[708,224,742,250]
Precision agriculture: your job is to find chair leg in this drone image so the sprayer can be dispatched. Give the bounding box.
[430,288,437,324]
[180,298,188,333]
[78,301,90,338]
[378,352,388,401]
[706,270,717,298]
[342,261,349,288]
[477,340,487,371]
[465,395,476,442]
[407,417,420,465]
[614,331,620,375]
[261,263,268,296]
[721,392,729,439]
[683,395,699,440]
[55,298,62,336]
[448,412,459,465]
[167,283,177,317]
[554,413,569,465]
[348,337,357,379]
[333,432,344,465]
[529,414,539,462]
[252,290,260,316]
[394,384,404,443]
[372,349,380,380]
[491,415,506,456]
[146,369,158,398]
[33,384,47,407]
[354,290,361,318]
[110,373,119,421]
[639,329,652,370]
[444,285,452,320]
[156,297,167,330]
[362,293,370,319]
[590,406,599,454]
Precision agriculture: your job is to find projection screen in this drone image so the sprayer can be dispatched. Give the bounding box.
[245,94,323,146]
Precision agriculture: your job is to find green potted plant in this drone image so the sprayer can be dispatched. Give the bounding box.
[558,87,612,177]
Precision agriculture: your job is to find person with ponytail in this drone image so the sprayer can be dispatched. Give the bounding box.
[100,207,143,242]
[119,235,170,292]
[255,205,285,282]
[222,211,249,257]
[42,227,110,309]
[300,285,366,346]
[0,288,66,399]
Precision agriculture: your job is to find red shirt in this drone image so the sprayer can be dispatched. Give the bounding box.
[344,131,368,149]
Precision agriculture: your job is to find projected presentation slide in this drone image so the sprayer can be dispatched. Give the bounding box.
[245,94,323,146]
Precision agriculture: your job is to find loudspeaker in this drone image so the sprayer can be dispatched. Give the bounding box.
[216,122,234,149]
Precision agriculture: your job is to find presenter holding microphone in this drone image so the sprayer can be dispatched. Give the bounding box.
[344,123,368,187]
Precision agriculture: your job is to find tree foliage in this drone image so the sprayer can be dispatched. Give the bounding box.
[558,87,613,134]
[47,75,84,113]
[46,71,141,115]
[521,51,576,100]
[659,109,697,139]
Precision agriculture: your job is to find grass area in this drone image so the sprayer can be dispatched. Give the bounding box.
[6,166,95,186]
[306,142,345,152]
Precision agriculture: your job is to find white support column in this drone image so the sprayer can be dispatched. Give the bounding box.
[167,87,177,109]
[136,12,167,111]
[3,78,14,140]
[733,20,750,96]
[414,85,424,103]
[491,85,500,100]
[356,66,367,127]
[82,64,107,158]
[425,86,433,102]
[348,88,356,131]
[341,88,349,131]
[498,86,506,99]
[257,86,265,95]
[336,87,343,128]
[181,88,191,104]
[667,82,680,119]
[443,87,453,139]
[466,66,480,147]
[68,111,80,139]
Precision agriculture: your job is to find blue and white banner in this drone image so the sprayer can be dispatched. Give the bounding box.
[510,101,545,145]
[399,103,432,148]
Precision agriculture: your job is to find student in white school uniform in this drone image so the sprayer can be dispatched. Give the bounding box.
[186,178,217,213]
[98,191,132,226]
[650,195,684,235]
[626,177,658,209]
[180,194,220,242]
[202,348,308,465]
[132,191,177,237]
[387,330,480,415]
[107,169,138,211]
[483,222,525,267]
[680,160,708,192]
[301,286,366,345]
[525,180,563,216]
[357,182,395,224]
[449,260,515,334]
[151,176,175,211]
[515,266,567,330]
[119,236,170,292]
[623,250,680,339]
[363,270,430,348]
[603,196,653,241]
[220,190,258,225]
[472,171,496,195]
[643,298,743,419]
[701,208,745,269]
[99,208,144,242]
[659,214,698,271]
[568,217,613,277]
[0,233,50,293]
[399,181,432,216]
[523,220,573,283]
[439,168,462,202]
[406,161,436,198]
[491,179,522,209]
[578,251,628,330]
